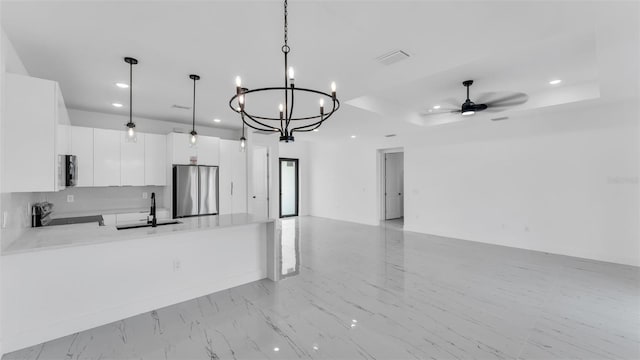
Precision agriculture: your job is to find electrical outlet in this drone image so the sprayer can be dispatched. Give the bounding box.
[142,192,148,199]
[173,260,181,272]
[67,195,74,203]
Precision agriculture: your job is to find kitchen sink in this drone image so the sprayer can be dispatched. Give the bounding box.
[116,220,182,230]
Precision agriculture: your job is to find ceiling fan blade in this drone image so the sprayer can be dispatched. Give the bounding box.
[485,93,528,107]
[474,92,497,104]
[419,109,460,117]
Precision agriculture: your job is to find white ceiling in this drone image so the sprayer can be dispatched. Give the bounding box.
[2,1,638,140]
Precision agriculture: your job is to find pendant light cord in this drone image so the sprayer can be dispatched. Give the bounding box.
[283,0,288,47]
[192,77,196,132]
[129,61,133,125]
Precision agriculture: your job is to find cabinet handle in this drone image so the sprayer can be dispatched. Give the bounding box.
[231,181,234,196]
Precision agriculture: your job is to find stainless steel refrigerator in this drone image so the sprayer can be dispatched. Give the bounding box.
[173,165,219,218]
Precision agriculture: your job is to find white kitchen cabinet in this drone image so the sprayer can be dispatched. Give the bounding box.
[197,136,220,166]
[219,139,247,214]
[93,129,121,186]
[168,133,197,165]
[70,126,94,187]
[121,133,145,186]
[168,133,219,165]
[4,74,70,192]
[144,133,166,186]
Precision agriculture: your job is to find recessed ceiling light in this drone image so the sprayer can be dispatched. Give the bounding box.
[433,105,441,109]
[115,82,129,89]
[350,135,356,139]
[112,103,123,108]
[549,79,562,85]
[313,129,319,132]
[273,347,280,352]
[213,118,221,123]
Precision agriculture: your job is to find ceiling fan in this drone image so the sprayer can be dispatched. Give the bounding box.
[421,80,528,118]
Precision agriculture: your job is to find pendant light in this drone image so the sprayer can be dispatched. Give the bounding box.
[239,121,247,152]
[124,57,138,142]
[189,74,200,146]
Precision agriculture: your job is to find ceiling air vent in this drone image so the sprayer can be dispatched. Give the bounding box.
[491,116,509,121]
[384,134,397,138]
[376,50,410,66]
[171,104,191,110]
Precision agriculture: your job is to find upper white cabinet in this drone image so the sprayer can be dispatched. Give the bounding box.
[144,133,167,186]
[121,133,145,186]
[4,74,70,192]
[93,129,121,186]
[168,133,197,165]
[70,126,94,187]
[219,139,247,214]
[197,136,220,166]
[168,133,219,166]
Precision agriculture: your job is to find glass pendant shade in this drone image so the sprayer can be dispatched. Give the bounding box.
[190,131,198,146]
[240,136,247,152]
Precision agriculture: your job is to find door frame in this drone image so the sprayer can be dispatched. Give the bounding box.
[279,158,299,218]
[377,148,404,221]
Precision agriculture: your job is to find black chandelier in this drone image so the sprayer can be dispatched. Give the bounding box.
[229,0,340,143]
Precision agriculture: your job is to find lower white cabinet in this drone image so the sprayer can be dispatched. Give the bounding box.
[219,139,247,214]
[93,129,121,186]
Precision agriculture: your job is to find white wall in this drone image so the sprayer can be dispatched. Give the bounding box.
[68,108,240,140]
[307,100,639,266]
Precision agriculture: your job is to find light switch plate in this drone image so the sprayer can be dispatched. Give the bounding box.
[67,195,74,203]
[142,192,148,199]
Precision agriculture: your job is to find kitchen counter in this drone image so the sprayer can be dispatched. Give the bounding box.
[3,213,274,255]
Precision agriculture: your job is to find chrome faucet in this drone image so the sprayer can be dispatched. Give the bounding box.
[148,192,157,227]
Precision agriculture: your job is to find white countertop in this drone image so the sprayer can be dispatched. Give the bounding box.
[3,214,274,256]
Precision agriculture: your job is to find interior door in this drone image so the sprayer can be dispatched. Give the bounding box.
[252,146,269,218]
[385,152,404,220]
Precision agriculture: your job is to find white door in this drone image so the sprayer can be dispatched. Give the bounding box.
[385,152,404,220]
[252,146,269,218]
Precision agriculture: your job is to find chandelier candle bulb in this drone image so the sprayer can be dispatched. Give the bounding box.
[279,104,284,119]
[288,67,295,82]
[331,82,337,99]
[320,98,324,115]
[235,76,242,95]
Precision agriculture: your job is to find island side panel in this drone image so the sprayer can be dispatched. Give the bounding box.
[1,222,268,354]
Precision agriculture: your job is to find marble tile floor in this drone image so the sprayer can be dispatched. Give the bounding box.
[3,216,639,360]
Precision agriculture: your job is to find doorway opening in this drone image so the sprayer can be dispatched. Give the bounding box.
[379,149,404,227]
[279,158,299,218]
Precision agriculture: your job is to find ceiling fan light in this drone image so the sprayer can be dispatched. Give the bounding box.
[462,110,475,116]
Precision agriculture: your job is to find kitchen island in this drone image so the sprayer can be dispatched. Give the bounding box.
[1,214,277,354]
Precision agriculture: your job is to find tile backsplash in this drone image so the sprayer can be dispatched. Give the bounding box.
[39,186,165,214]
